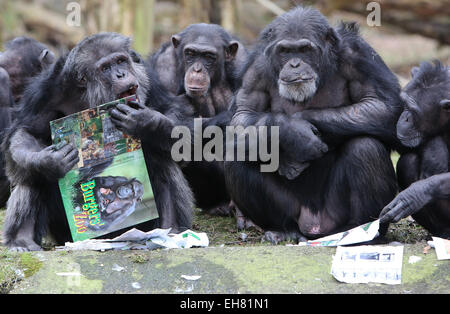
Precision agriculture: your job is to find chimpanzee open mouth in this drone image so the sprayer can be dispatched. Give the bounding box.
[117,85,138,99]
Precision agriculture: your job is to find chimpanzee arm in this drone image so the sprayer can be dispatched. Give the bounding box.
[7,129,79,182]
[300,32,403,146]
[380,173,450,223]
[300,81,401,146]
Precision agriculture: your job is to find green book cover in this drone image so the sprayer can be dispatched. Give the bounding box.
[50,95,159,242]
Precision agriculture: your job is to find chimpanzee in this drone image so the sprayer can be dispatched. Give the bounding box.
[150,24,247,215]
[0,38,54,208]
[0,37,55,104]
[380,61,450,238]
[224,7,402,244]
[2,33,194,251]
[0,68,13,207]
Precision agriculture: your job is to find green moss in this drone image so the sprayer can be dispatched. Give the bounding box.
[127,252,150,264]
[19,253,43,278]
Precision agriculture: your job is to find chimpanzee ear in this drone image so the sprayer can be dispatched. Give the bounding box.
[39,49,55,68]
[411,67,420,78]
[225,41,239,62]
[440,99,450,111]
[171,35,181,49]
[130,50,143,63]
[325,28,340,46]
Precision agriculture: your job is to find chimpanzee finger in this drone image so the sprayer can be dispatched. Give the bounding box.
[380,201,404,224]
[58,143,76,157]
[116,103,135,115]
[64,157,80,173]
[392,202,412,223]
[63,149,79,163]
[110,108,128,121]
[43,145,57,152]
[110,116,128,131]
[128,100,146,110]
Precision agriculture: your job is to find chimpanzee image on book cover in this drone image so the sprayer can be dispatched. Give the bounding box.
[50,95,159,242]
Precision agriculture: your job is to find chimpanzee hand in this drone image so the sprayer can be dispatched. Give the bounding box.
[281,116,328,163]
[379,181,434,224]
[278,157,310,180]
[110,101,173,138]
[34,142,79,180]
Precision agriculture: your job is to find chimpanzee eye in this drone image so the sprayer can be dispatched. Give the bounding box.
[205,54,216,62]
[298,46,310,53]
[185,50,195,57]
[78,75,87,88]
[279,47,291,54]
[101,65,110,72]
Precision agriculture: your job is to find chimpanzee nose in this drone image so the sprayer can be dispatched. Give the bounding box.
[116,70,126,79]
[290,59,301,68]
[194,63,203,73]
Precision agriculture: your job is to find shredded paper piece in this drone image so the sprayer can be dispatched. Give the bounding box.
[56,228,209,251]
[331,246,404,285]
[432,237,450,260]
[296,220,380,247]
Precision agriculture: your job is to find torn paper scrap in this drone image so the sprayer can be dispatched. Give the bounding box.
[298,220,380,247]
[331,246,404,285]
[181,275,202,281]
[432,237,450,260]
[56,228,209,251]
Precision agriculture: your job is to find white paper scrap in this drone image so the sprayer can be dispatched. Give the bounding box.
[432,237,450,260]
[298,220,380,247]
[56,228,209,251]
[331,246,404,285]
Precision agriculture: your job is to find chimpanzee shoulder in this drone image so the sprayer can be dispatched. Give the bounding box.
[337,22,401,100]
[10,55,68,141]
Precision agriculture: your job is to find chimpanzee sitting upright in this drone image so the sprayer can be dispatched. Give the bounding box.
[150,24,247,215]
[0,37,55,208]
[224,7,402,244]
[0,37,55,104]
[380,61,450,238]
[2,33,193,251]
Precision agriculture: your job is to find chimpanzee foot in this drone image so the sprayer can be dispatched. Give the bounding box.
[234,207,262,231]
[262,231,307,245]
[8,239,43,252]
[206,202,233,217]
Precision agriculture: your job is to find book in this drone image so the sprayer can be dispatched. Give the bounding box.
[50,95,159,242]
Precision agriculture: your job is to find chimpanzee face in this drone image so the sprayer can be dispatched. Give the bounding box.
[60,33,149,115]
[272,38,321,103]
[171,25,239,98]
[0,37,55,103]
[397,62,450,148]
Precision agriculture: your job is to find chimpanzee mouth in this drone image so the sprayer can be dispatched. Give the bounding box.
[117,85,138,99]
[281,78,314,85]
[187,85,208,92]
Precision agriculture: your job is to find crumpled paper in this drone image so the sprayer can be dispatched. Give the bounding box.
[295,220,380,247]
[56,228,209,251]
